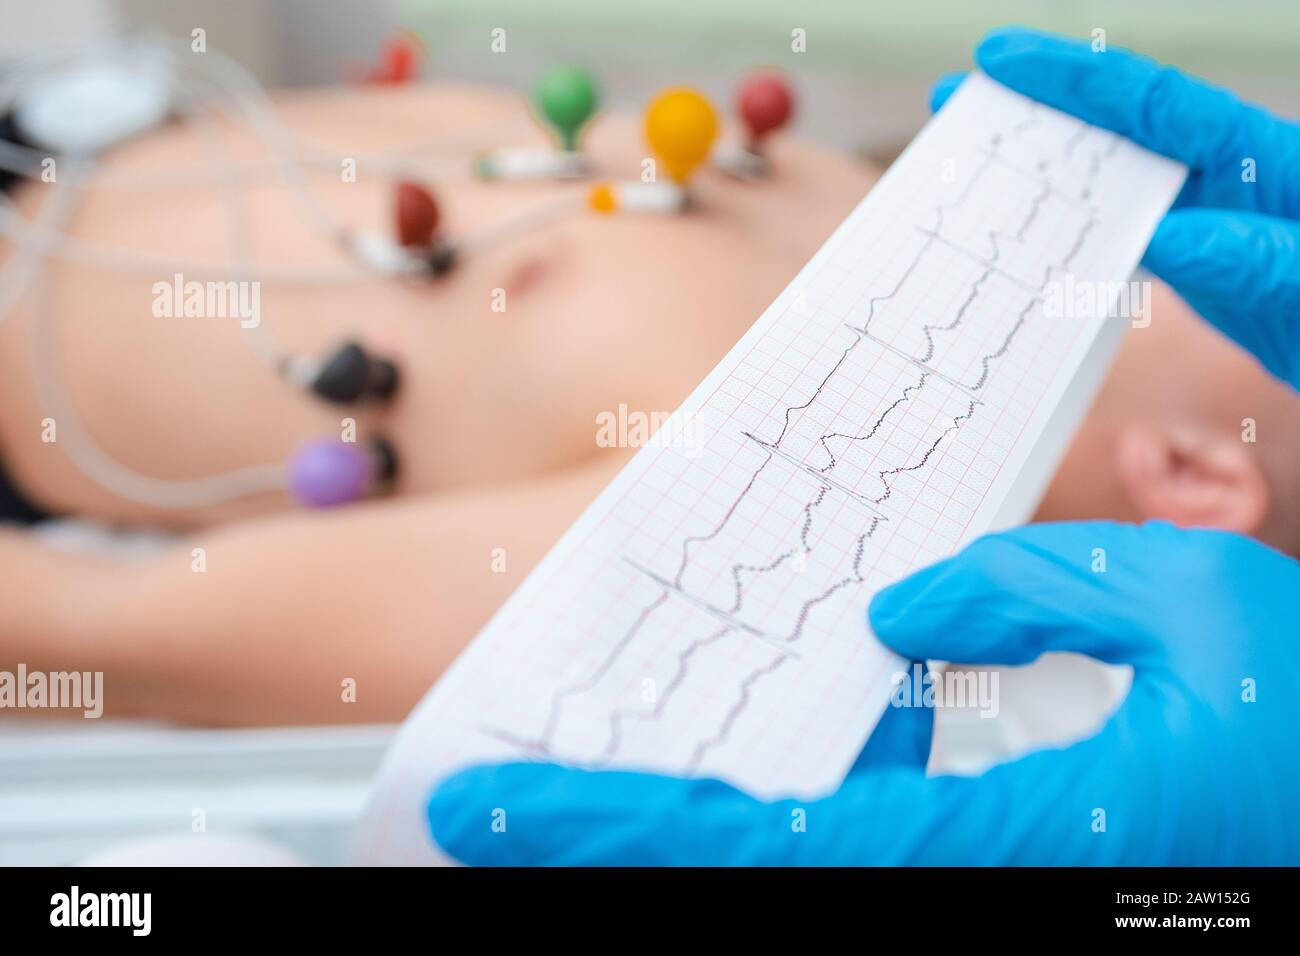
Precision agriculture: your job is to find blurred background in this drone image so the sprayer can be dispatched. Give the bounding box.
[2,0,1296,866]
[8,0,1300,161]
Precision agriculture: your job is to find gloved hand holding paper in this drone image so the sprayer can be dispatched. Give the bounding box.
[356,71,1187,865]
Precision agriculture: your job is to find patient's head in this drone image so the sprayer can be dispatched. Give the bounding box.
[1035,283,1300,556]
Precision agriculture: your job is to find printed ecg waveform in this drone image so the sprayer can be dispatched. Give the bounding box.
[360,75,1186,863]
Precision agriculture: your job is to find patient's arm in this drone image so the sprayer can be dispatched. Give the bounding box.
[0,452,626,725]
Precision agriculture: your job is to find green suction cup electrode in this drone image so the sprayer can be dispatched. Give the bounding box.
[535,66,598,152]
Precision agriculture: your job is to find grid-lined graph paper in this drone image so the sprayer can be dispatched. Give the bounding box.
[357,74,1186,864]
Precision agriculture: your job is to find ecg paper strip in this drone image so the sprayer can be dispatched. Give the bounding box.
[357,74,1186,864]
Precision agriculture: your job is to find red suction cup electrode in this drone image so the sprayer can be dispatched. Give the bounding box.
[394,180,440,249]
[735,72,794,151]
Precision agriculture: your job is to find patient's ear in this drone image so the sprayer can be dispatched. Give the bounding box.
[1114,423,1269,533]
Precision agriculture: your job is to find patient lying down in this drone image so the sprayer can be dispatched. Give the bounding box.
[1,83,1297,725]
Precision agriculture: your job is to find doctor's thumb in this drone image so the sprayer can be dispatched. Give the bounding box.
[868,522,1167,671]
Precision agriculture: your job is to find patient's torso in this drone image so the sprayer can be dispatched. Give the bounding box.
[0,85,875,526]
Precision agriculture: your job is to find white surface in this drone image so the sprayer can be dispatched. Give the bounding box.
[15,47,173,155]
[0,722,393,866]
[931,656,1133,776]
[79,832,306,866]
[356,73,1186,864]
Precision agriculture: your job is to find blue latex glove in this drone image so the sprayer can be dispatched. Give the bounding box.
[932,27,1300,389]
[429,522,1300,865]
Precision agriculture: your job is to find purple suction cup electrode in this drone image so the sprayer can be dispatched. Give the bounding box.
[288,440,373,508]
